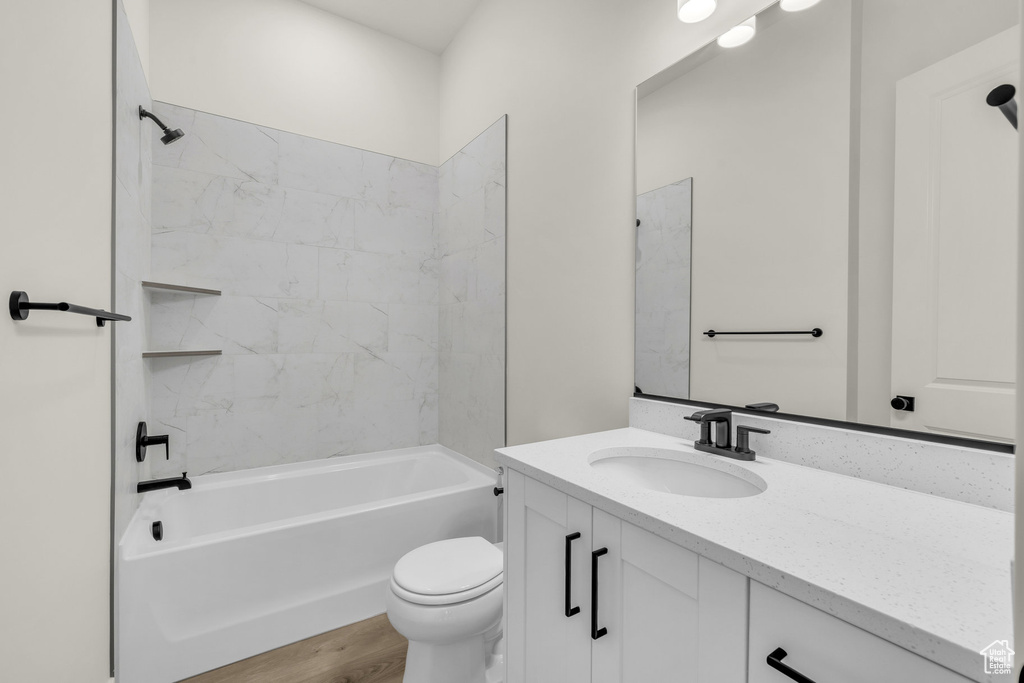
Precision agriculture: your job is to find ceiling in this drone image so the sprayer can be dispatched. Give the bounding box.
[299,0,484,54]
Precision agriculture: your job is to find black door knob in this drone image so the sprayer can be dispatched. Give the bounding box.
[890,396,915,412]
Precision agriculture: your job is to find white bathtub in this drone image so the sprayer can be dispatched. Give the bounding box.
[117,445,498,683]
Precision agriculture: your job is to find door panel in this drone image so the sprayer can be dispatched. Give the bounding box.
[748,582,971,683]
[506,472,591,683]
[891,27,1018,441]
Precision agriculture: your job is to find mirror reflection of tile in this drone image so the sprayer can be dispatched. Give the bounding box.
[635,178,691,399]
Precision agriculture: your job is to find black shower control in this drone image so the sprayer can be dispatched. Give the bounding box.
[152,521,163,541]
[136,421,170,462]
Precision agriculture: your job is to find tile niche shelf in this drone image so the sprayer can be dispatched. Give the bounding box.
[142,350,222,359]
[141,281,222,296]
[142,282,223,358]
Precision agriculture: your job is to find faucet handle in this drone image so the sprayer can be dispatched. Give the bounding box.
[685,411,713,445]
[136,421,170,461]
[735,425,771,456]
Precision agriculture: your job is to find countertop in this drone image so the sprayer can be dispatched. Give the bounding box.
[496,427,1014,682]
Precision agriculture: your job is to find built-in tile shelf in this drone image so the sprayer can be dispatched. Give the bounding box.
[142,350,222,358]
[141,281,222,296]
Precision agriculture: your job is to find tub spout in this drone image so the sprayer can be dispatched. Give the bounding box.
[138,472,192,493]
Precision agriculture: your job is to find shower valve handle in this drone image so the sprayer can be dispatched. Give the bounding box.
[136,421,170,462]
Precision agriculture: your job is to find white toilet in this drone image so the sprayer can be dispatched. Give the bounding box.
[386,536,505,683]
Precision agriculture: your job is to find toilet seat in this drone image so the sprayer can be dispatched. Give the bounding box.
[390,573,503,605]
[392,537,504,606]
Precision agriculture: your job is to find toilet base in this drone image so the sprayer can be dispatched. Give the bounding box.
[404,635,486,683]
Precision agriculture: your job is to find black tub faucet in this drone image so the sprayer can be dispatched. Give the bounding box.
[138,472,192,494]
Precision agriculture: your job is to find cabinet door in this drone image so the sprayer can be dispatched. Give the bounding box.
[505,470,592,683]
[748,581,973,683]
[592,515,748,683]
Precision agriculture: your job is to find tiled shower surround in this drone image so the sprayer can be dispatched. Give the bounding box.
[147,104,505,476]
[635,178,691,399]
[439,124,507,469]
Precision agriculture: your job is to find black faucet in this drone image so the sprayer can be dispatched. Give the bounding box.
[137,472,192,493]
[684,408,733,449]
[685,409,770,461]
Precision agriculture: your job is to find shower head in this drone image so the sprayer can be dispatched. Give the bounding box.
[139,106,186,145]
[160,128,185,145]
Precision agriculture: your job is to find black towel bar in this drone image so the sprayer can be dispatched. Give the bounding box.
[9,291,132,327]
[704,328,822,338]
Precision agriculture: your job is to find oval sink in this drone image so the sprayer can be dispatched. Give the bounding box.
[588,447,766,499]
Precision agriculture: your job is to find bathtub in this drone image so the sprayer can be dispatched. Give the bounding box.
[117,445,498,683]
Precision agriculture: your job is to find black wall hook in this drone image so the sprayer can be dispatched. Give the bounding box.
[9,291,131,327]
[987,84,1018,130]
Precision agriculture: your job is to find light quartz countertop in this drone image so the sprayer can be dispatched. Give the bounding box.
[496,427,1013,683]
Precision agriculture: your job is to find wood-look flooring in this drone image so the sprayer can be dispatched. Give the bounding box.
[182,614,407,683]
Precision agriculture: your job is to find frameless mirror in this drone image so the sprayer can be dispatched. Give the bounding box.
[636,0,1019,446]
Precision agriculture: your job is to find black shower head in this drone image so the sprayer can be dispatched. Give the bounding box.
[160,128,185,145]
[139,106,186,145]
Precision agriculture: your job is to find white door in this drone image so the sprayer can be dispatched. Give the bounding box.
[891,27,1018,442]
[504,471,592,683]
[591,514,748,683]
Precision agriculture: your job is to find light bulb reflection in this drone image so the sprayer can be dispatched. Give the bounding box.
[717,16,756,48]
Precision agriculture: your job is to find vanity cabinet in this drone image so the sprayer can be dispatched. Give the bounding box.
[504,470,748,683]
[747,582,972,683]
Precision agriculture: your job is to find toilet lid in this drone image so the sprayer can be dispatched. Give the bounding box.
[393,537,503,598]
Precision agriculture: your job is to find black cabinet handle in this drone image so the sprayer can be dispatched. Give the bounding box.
[564,533,581,617]
[591,547,608,639]
[767,648,817,683]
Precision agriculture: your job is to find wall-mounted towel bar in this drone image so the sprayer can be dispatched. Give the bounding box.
[9,291,131,327]
[704,328,823,338]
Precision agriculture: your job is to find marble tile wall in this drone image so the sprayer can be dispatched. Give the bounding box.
[114,0,153,544]
[148,103,441,477]
[438,117,507,468]
[635,178,691,399]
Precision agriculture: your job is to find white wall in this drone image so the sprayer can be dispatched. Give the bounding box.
[440,0,773,445]
[149,0,440,165]
[0,1,112,681]
[637,1,852,420]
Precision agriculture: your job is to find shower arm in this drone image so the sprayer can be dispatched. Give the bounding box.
[139,106,172,132]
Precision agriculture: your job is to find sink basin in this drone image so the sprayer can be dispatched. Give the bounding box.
[588,447,766,499]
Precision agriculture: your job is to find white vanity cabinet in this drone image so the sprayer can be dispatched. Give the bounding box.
[504,469,749,683]
[747,582,973,683]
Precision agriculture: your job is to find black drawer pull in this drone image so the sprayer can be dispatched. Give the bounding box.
[767,648,817,683]
[591,547,608,639]
[564,533,581,617]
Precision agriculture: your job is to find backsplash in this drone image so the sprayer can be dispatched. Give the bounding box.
[630,397,1014,511]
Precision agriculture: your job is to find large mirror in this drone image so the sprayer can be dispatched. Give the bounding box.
[636,0,1019,446]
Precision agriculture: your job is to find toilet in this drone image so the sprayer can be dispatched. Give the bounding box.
[386,536,505,683]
